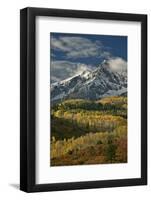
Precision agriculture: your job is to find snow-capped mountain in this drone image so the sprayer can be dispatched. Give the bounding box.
[51,60,127,104]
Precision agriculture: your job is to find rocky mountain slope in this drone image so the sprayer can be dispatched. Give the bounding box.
[51,60,127,104]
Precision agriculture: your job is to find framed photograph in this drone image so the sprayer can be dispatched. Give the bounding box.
[20,7,147,192]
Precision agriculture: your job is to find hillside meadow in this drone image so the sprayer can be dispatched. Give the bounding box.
[50,96,127,166]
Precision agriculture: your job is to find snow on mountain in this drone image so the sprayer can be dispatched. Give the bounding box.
[51,60,127,103]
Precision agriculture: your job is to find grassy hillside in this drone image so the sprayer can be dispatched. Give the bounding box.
[50,96,127,166]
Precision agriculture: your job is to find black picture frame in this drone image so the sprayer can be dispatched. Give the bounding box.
[20,7,147,192]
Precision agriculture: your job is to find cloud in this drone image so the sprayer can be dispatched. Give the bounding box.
[108,57,127,73]
[51,36,109,59]
[51,60,93,82]
[51,57,127,83]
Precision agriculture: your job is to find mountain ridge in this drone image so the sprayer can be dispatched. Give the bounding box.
[51,60,127,104]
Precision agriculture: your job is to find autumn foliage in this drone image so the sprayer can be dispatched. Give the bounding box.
[50,96,127,166]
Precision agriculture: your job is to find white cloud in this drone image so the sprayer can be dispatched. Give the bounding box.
[51,60,93,82]
[108,57,127,73]
[51,36,109,59]
[51,57,127,83]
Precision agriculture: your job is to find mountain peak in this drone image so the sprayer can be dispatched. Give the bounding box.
[51,60,127,104]
[102,59,109,64]
[99,59,110,68]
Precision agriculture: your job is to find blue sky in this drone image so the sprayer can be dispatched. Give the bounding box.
[50,32,127,82]
[51,32,127,64]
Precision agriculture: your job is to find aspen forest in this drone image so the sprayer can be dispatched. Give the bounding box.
[50,96,127,166]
